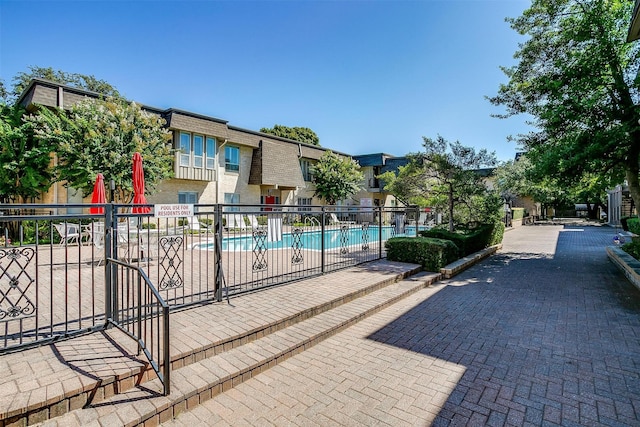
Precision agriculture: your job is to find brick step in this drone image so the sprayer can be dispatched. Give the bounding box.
[32,271,439,427]
[0,261,423,426]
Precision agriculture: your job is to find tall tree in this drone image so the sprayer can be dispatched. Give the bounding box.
[489,0,640,216]
[377,155,431,207]
[381,136,497,231]
[0,104,54,203]
[11,66,121,101]
[27,98,172,203]
[260,124,320,146]
[311,151,363,205]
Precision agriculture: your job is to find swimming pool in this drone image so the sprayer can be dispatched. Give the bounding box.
[193,225,422,251]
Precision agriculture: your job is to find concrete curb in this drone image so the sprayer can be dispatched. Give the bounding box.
[440,244,503,279]
[606,245,640,291]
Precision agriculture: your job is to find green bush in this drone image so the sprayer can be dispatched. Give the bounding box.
[419,222,504,257]
[418,228,468,257]
[512,208,525,220]
[385,237,458,272]
[626,217,640,235]
[488,221,505,246]
[623,239,640,260]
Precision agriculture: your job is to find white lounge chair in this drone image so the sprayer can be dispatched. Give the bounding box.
[329,213,355,225]
[186,216,210,233]
[53,223,80,246]
[234,214,248,230]
[246,214,260,229]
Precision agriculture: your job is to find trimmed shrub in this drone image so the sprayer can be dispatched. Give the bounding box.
[627,217,640,235]
[385,237,458,272]
[621,216,631,231]
[623,239,640,260]
[419,222,504,257]
[418,228,468,257]
[488,221,505,246]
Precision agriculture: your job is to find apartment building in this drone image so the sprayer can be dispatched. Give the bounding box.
[352,153,407,208]
[17,78,376,209]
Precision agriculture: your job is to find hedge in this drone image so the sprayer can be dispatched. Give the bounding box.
[385,237,458,272]
[418,222,504,257]
[627,217,640,235]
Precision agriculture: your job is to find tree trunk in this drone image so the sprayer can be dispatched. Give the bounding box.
[448,183,455,232]
[625,140,640,220]
[585,201,597,220]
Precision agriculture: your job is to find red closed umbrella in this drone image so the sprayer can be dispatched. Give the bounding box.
[132,152,150,213]
[90,173,106,214]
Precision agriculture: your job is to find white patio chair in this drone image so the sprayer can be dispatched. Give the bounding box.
[186,216,210,233]
[246,214,260,229]
[53,223,81,246]
[86,222,106,265]
[234,214,248,230]
[329,213,355,225]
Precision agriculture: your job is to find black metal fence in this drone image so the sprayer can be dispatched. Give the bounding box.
[0,203,422,356]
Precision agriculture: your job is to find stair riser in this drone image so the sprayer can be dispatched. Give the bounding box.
[133,274,438,427]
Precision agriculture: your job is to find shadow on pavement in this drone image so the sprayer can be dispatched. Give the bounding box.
[366,226,640,425]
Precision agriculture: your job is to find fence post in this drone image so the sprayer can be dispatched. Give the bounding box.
[214,205,223,302]
[104,204,114,323]
[378,206,383,260]
[321,206,326,274]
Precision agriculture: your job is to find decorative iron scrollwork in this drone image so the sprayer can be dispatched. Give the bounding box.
[0,247,36,321]
[291,227,304,264]
[253,228,268,271]
[361,223,370,251]
[339,225,349,254]
[158,236,184,290]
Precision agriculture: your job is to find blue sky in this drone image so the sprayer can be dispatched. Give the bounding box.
[1,0,532,162]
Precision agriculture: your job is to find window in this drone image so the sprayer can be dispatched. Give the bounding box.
[225,146,240,172]
[179,132,216,168]
[300,159,314,182]
[297,197,312,212]
[206,137,216,170]
[178,191,198,204]
[179,132,190,167]
[224,193,240,212]
[193,135,204,168]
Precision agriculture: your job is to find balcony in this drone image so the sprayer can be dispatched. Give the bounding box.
[174,153,217,181]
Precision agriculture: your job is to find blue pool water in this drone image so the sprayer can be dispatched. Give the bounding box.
[194,225,422,251]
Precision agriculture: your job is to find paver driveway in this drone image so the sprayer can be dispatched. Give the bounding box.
[164,223,640,426]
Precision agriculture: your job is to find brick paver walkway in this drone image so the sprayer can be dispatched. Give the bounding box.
[164,224,640,426]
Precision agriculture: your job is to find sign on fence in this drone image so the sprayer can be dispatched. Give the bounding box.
[154,204,194,218]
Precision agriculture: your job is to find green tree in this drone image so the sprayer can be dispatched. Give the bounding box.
[27,98,172,202]
[489,0,640,217]
[0,80,7,103]
[381,136,497,232]
[493,157,532,204]
[311,151,363,205]
[0,104,54,202]
[260,124,320,146]
[10,66,121,102]
[377,155,431,207]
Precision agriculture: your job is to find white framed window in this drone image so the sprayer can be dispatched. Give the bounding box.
[193,134,204,168]
[225,146,240,172]
[178,191,198,204]
[206,137,216,170]
[179,132,191,167]
[300,159,314,182]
